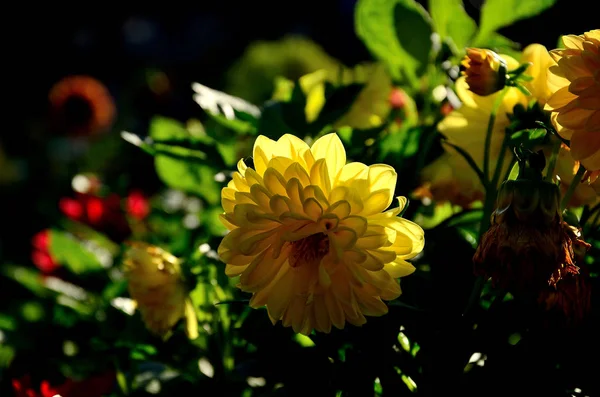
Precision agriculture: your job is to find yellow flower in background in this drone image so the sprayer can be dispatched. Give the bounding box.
[419,53,523,206]
[462,48,507,96]
[419,44,597,208]
[123,242,198,340]
[218,133,424,334]
[548,145,600,207]
[333,64,394,129]
[545,30,600,171]
[274,64,402,130]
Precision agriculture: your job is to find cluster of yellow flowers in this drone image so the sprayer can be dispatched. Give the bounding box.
[420,30,600,208]
[122,29,598,338]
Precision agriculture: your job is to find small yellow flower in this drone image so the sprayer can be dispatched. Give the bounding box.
[461,48,507,96]
[218,133,424,334]
[123,242,198,339]
[545,30,600,171]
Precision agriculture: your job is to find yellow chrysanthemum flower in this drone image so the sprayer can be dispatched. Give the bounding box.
[545,29,600,171]
[123,242,198,340]
[462,48,507,96]
[218,133,424,335]
[419,44,597,208]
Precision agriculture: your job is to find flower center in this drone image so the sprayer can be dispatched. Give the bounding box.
[289,233,329,268]
[63,95,94,127]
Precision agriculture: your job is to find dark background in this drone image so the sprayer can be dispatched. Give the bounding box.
[1,0,597,265]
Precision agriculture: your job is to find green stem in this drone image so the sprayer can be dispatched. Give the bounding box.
[463,275,485,318]
[560,166,586,211]
[444,140,488,190]
[545,136,562,182]
[490,135,510,190]
[483,88,509,184]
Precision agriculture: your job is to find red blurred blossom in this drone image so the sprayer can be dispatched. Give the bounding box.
[12,375,38,397]
[31,230,60,273]
[59,193,131,242]
[126,190,150,220]
[13,371,116,397]
[440,101,454,116]
[49,75,116,137]
[388,87,407,109]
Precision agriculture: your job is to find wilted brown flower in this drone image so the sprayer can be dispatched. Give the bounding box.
[473,161,592,324]
[49,75,116,136]
[473,178,567,292]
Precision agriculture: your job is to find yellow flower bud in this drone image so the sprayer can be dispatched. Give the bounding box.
[461,48,507,96]
[123,242,198,339]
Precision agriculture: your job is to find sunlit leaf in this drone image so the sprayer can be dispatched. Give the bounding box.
[150,116,192,141]
[49,230,104,274]
[0,265,49,297]
[355,0,433,85]
[154,155,221,206]
[473,0,557,45]
[429,0,477,52]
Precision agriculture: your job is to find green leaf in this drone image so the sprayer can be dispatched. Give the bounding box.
[507,161,520,181]
[48,230,104,274]
[154,155,221,206]
[509,128,547,148]
[1,265,49,297]
[258,101,295,139]
[473,0,557,45]
[310,83,364,134]
[207,112,257,135]
[393,0,434,81]
[0,345,15,368]
[150,116,191,141]
[355,0,433,85]
[0,313,17,331]
[428,0,477,51]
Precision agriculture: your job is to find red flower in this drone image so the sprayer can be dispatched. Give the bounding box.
[440,101,454,116]
[12,372,116,397]
[59,193,131,241]
[31,230,60,273]
[388,87,407,109]
[48,75,116,137]
[126,190,150,220]
[12,375,39,397]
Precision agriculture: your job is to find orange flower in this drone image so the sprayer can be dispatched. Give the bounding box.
[461,48,507,96]
[49,75,116,136]
[545,30,600,171]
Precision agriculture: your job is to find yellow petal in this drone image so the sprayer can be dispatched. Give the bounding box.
[253,136,276,175]
[311,133,346,183]
[276,134,311,161]
[384,259,416,278]
[545,86,577,111]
